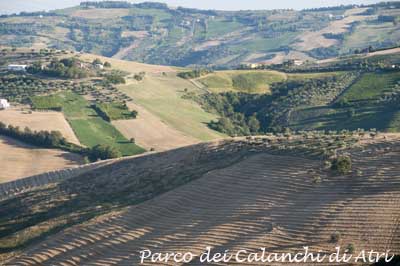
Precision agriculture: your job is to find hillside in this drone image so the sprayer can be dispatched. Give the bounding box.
[1,133,399,264]
[0,1,399,67]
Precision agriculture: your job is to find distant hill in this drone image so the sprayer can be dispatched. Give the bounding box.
[0,1,399,67]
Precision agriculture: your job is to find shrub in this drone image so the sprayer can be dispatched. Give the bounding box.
[346,243,355,254]
[133,71,146,81]
[104,72,126,84]
[331,156,352,175]
[88,144,121,161]
[177,69,211,79]
[330,232,341,243]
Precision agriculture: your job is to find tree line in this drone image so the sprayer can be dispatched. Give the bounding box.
[0,122,122,161]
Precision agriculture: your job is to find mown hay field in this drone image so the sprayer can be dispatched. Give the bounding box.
[119,73,225,141]
[0,108,80,145]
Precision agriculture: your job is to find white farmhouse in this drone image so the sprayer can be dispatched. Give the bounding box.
[7,64,27,72]
[0,99,10,109]
[94,64,104,70]
[293,59,304,66]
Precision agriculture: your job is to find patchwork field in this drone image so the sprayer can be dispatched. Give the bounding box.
[0,136,82,183]
[119,73,224,141]
[35,92,145,156]
[342,22,400,52]
[0,108,81,145]
[197,70,287,93]
[1,137,399,265]
[294,8,370,51]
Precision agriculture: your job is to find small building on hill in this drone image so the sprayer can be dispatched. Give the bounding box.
[0,99,10,110]
[94,63,104,70]
[7,64,27,72]
[293,59,304,66]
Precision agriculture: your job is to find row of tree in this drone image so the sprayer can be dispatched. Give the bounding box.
[0,122,122,161]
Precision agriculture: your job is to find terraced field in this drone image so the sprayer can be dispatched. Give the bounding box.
[2,136,400,265]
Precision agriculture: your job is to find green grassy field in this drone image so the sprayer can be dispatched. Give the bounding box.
[198,70,287,93]
[231,33,298,53]
[340,72,400,102]
[287,72,345,81]
[34,92,145,156]
[31,95,63,110]
[95,103,136,121]
[118,73,224,141]
[206,19,244,39]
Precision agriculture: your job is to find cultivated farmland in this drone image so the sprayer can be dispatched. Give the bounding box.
[34,92,145,156]
[0,108,81,145]
[119,72,224,141]
[112,102,198,151]
[1,134,399,265]
[0,136,82,183]
[197,70,287,93]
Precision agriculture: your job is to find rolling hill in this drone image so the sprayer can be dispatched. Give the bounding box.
[1,133,399,265]
[0,1,399,68]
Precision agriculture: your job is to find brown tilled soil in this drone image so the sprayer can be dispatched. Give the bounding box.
[3,138,400,265]
[0,136,82,183]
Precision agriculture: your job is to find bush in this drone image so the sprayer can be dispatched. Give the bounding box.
[92,103,137,121]
[330,232,341,243]
[346,243,355,254]
[177,69,211,79]
[88,144,121,161]
[133,72,146,81]
[331,156,352,175]
[104,72,126,84]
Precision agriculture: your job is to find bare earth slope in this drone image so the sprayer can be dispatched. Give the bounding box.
[2,136,400,265]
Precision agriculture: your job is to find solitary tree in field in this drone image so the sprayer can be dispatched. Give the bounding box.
[331,156,352,175]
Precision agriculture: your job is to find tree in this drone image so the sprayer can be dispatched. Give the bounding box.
[92,58,102,65]
[88,144,121,161]
[331,156,352,175]
[248,114,260,134]
[104,61,111,67]
[346,244,355,254]
[330,232,341,243]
